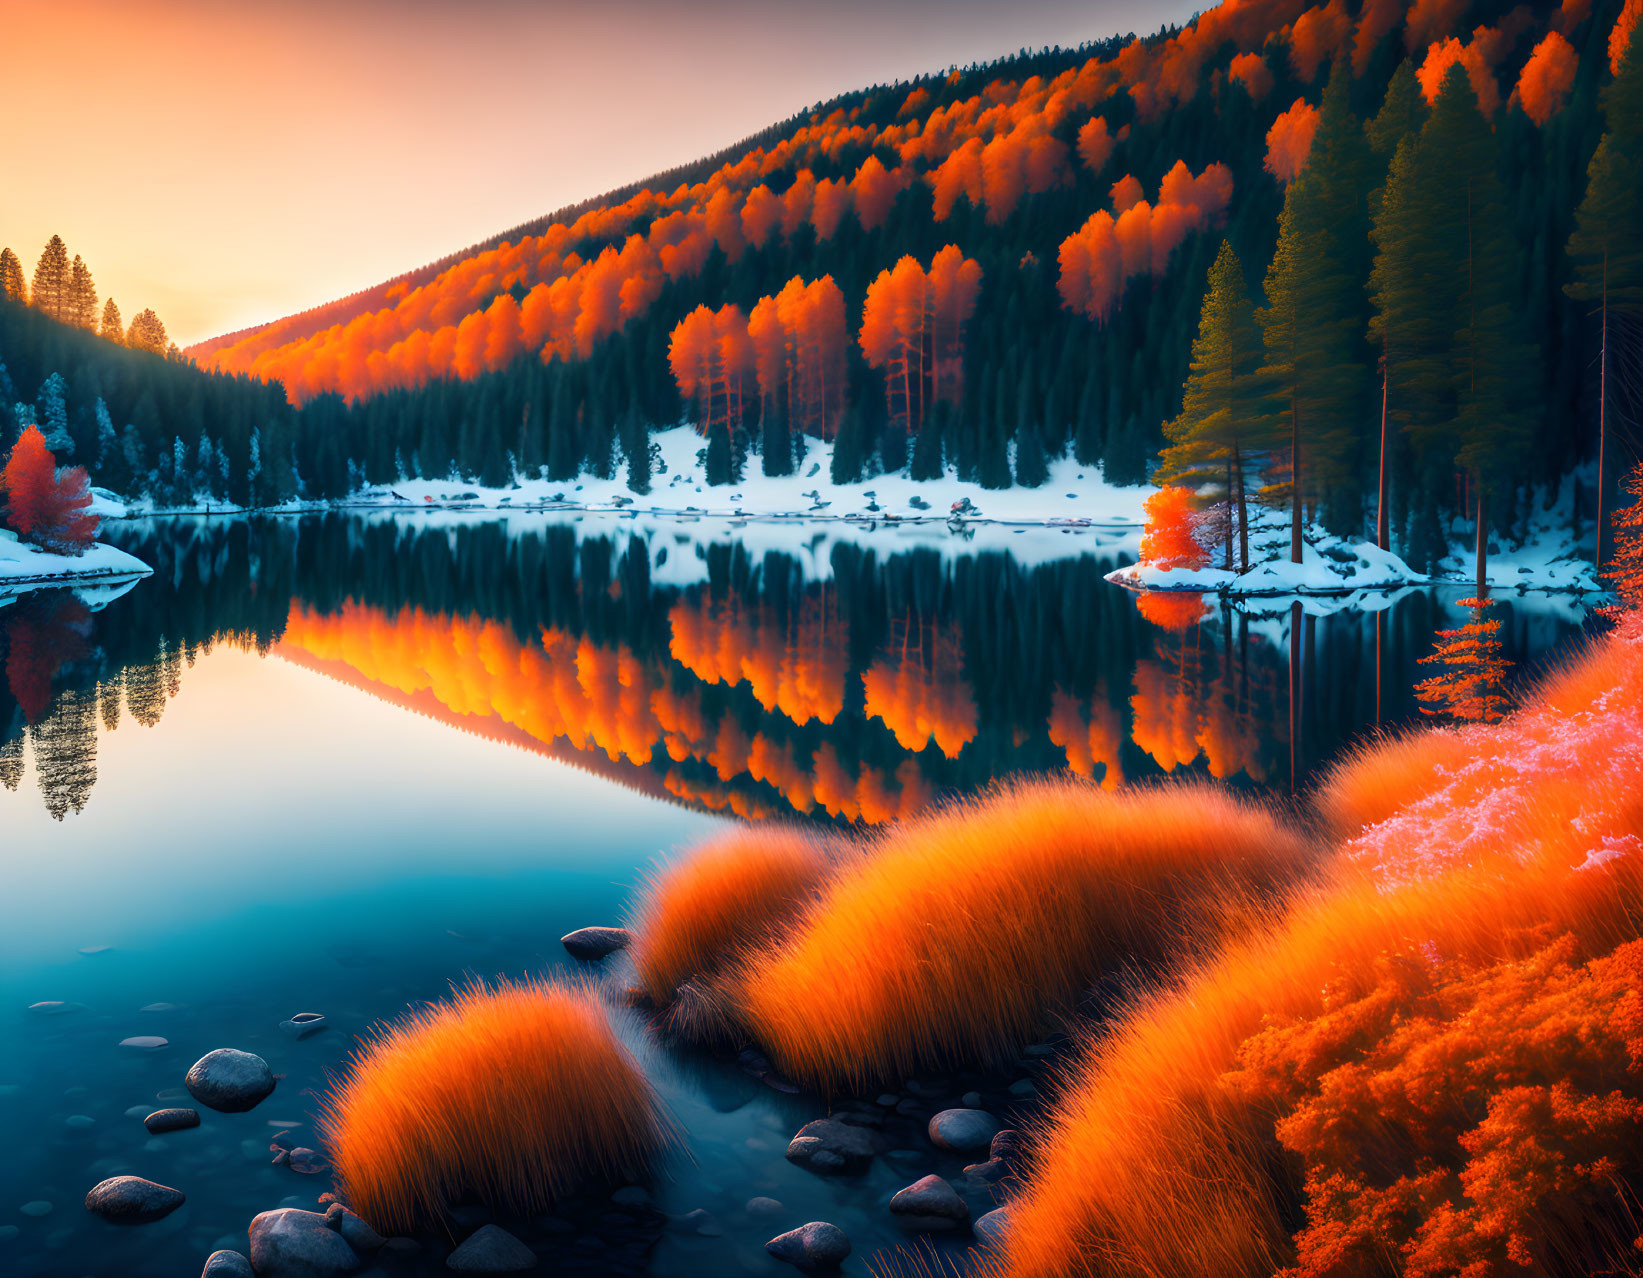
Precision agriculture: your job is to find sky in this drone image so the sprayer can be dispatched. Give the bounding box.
[0,0,1196,347]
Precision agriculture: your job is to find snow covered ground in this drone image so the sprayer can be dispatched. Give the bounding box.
[1109,477,1600,598]
[338,425,1150,528]
[0,528,152,599]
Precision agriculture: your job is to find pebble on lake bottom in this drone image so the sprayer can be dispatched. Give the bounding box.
[119,1036,169,1051]
[765,1221,851,1272]
[19,1201,52,1217]
[186,1049,276,1113]
[201,1249,255,1277]
[145,1107,201,1133]
[445,1223,537,1271]
[84,1175,186,1225]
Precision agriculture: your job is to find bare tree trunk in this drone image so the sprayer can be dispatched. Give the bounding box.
[1225,456,1235,572]
[1377,335,1390,551]
[1475,484,1488,600]
[1234,443,1250,573]
[1290,392,1302,564]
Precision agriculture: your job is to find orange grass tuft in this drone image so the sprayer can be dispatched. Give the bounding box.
[319,979,670,1232]
[627,824,845,1005]
[992,622,1643,1278]
[728,778,1314,1089]
[1311,723,1480,838]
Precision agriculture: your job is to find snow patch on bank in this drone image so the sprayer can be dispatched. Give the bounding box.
[336,425,1150,527]
[0,529,152,596]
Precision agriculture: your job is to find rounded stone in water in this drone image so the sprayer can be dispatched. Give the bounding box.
[186,1048,276,1113]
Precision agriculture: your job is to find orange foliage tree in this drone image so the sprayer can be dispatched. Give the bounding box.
[1604,461,1643,612]
[667,304,754,441]
[2,424,99,556]
[860,247,982,437]
[1516,30,1579,125]
[747,275,848,440]
[1414,596,1511,723]
[1139,485,1209,570]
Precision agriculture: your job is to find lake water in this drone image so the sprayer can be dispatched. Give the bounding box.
[0,513,1595,1277]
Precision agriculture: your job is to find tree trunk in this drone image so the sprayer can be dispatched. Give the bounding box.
[1234,443,1250,574]
[1475,484,1488,600]
[1377,336,1389,551]
[1290,392,1302,565]
[1225,456,1235,572]
[1597,250,1608,570]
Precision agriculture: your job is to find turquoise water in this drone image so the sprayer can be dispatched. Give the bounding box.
[0,513,1594,1276]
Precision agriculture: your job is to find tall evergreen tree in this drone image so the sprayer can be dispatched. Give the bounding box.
[100,298,124,344]
[1565,21,1643,567]
[0,248,26,304]
[1257,64,1374,556]
[1156,241,1268,573]
[68,256,98,330]
[31,236,71,321]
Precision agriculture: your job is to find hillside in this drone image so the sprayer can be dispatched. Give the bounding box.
[8,0,1641,579]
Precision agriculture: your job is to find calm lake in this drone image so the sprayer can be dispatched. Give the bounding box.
[0,513,1595,1277]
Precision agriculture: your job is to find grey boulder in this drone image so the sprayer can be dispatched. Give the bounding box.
[85,1175,186,1224]
[202,1250,255,1277]
[559,926,633,960]
[765,1221,851,1271]
[144,1107,200,1133]
[889,1175,969,1231]
[324,1203,385,1253]
[186,1048,275,1113]
[928,1107,999,1153]
[248,1208,361,1277]
[785,1118,881,1175]
[445,1224,537,1271]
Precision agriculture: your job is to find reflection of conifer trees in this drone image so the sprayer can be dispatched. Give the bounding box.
[123,654,169,727]
[98,675,122,731]
[32,687,98,820]
[0,731,23,791]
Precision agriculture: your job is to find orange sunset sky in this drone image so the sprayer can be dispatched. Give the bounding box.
[1,0,1192,346]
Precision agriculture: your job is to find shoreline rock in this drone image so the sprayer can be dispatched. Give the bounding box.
[85,1176,185,1225]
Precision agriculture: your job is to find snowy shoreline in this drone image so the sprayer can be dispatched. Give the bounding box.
[0,532,153,598]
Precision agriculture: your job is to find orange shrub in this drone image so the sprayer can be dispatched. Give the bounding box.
[729,778,1313,1089]
[991,621,1643,1278]
[319,979,669,1232]
[627,824,844,1005]
[1311,723,1480,838]
[1139,485,1208,569]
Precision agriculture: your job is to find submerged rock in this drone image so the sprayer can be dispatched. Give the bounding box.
[785,1118,881,1175]
[27,1000,87,1015]
[201,1250,254,1277]
[186,1048,275,1113]
[889,1175,969,1231]
[279,1013,327,1039]
[84,1175,185,1224]
[445,1224,537,1271]
[144,1107,200,1133]
[765,1221,851,1271]
[974,1206,1010,1246]
[248,1208,361,1276]
[119,1035,169,1051]
[928,1107,999,1153]
[560,926,633,960]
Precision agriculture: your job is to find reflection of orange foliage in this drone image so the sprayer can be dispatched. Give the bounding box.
[1134,591,1208,632]
[1227,51,1273,101]
[1264,97,1321,184]
[320,979,667,1232]
[1515,31,1579,124]
[997,621,1643,1278]
[1058,161,1233,322]
[4,596,91,724]
[861,622,978,757]
[628,825,840,1004]
[1048,688,1124,789]
[730,779,1310,1087]
[667,592,848,726]
[1130,657,1201,770]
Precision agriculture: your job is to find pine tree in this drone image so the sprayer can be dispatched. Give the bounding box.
[1414,597,1510,723]
[100,298,123,344]
[1156,241,1269,573]
[1257,64,1374,554]
[31,236,71,321]
[1565,21,1643,569]
[1365,60,1427,159]
[0,248,26,304]
[126,308,168,355]
[35,373,72,456]
[68,256,98,330]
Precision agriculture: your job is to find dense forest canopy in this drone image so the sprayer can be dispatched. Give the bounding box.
[1,0,1640,576]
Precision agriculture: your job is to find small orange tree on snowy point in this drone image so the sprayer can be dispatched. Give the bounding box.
[1140,485,1209,570]
[1,424,99,556]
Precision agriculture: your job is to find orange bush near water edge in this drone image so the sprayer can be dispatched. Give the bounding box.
[991,617,1643,1278]
[627,824,845,1005]
[319,979,670,1233]
[726,779,1313,1090]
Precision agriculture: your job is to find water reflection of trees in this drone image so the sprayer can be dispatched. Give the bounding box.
[0,515,1591,821]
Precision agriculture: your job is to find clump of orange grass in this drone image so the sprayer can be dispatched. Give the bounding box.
[990,620,1643,1278]
[319,978,671,1233]
[726,778,1313,1090]
[627,824,844,1006]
